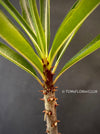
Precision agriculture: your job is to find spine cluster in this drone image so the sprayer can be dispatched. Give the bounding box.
[40,58,60,134]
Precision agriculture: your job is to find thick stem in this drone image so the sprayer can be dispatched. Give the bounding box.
[43,90,59,134]
[41,58,60,134]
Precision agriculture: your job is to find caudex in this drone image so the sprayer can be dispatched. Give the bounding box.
[0,0,100,134]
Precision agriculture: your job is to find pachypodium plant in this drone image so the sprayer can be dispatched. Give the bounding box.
[0,0,100,133]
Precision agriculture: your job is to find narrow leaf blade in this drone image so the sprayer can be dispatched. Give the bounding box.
[53,32,75,73]
[0,42,42,85]
[28,0,47,56]
[54,34,100,83]
[0,0,43,58]
[49,0,100,65]
[0,11,44,79]
[20,0,36,34]
[53,25,82,73]
[40,0,50,50]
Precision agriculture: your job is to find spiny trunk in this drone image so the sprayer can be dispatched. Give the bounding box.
[40,58,60,134]
[43,87,59,134]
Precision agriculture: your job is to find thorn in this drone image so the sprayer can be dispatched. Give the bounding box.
[46,88,51,91]
[54,97,58,101]
[48,111,52,116]
[43,110,49,114]
[51,120,60,127]
[55,86,58,89]
[48,97,58,102]
[46,130,50,133]
[54,122,58,127]
[40,98,44,101]
[43,110,46,113]
[43,110,52,116]
[46,89,51,93]
[52,89,58,92]
[51,124,55,127]
[43,92,47,95]
[44,87,47,90]
[55,103,59,107]
[39,90,44,93]
[51,123,54,127]
[56,120,60,123]
[47,97,54,102]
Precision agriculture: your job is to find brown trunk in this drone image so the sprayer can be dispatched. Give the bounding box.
[40,58,60,134]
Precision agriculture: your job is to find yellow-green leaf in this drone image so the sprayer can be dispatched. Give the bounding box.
[40,0,50,51]
[0,42,42,85]
[54,34,100,83]
[49,0,100,66]
[28,0,46,57]
[0,11,45,80]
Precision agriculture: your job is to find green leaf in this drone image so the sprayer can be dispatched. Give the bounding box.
[49,0,100,65]
[54,34,100,84]
[40,0,50,51]
[52,32,75,73]
[20,0,36,34]
[0,0,43,58]
[52,0,82,69]
[53,24,82,73]
[0,42,43,85]
[60,0,80,27]
[54,0,81,62]
[0,11,45,80]
[28,0,47,57]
